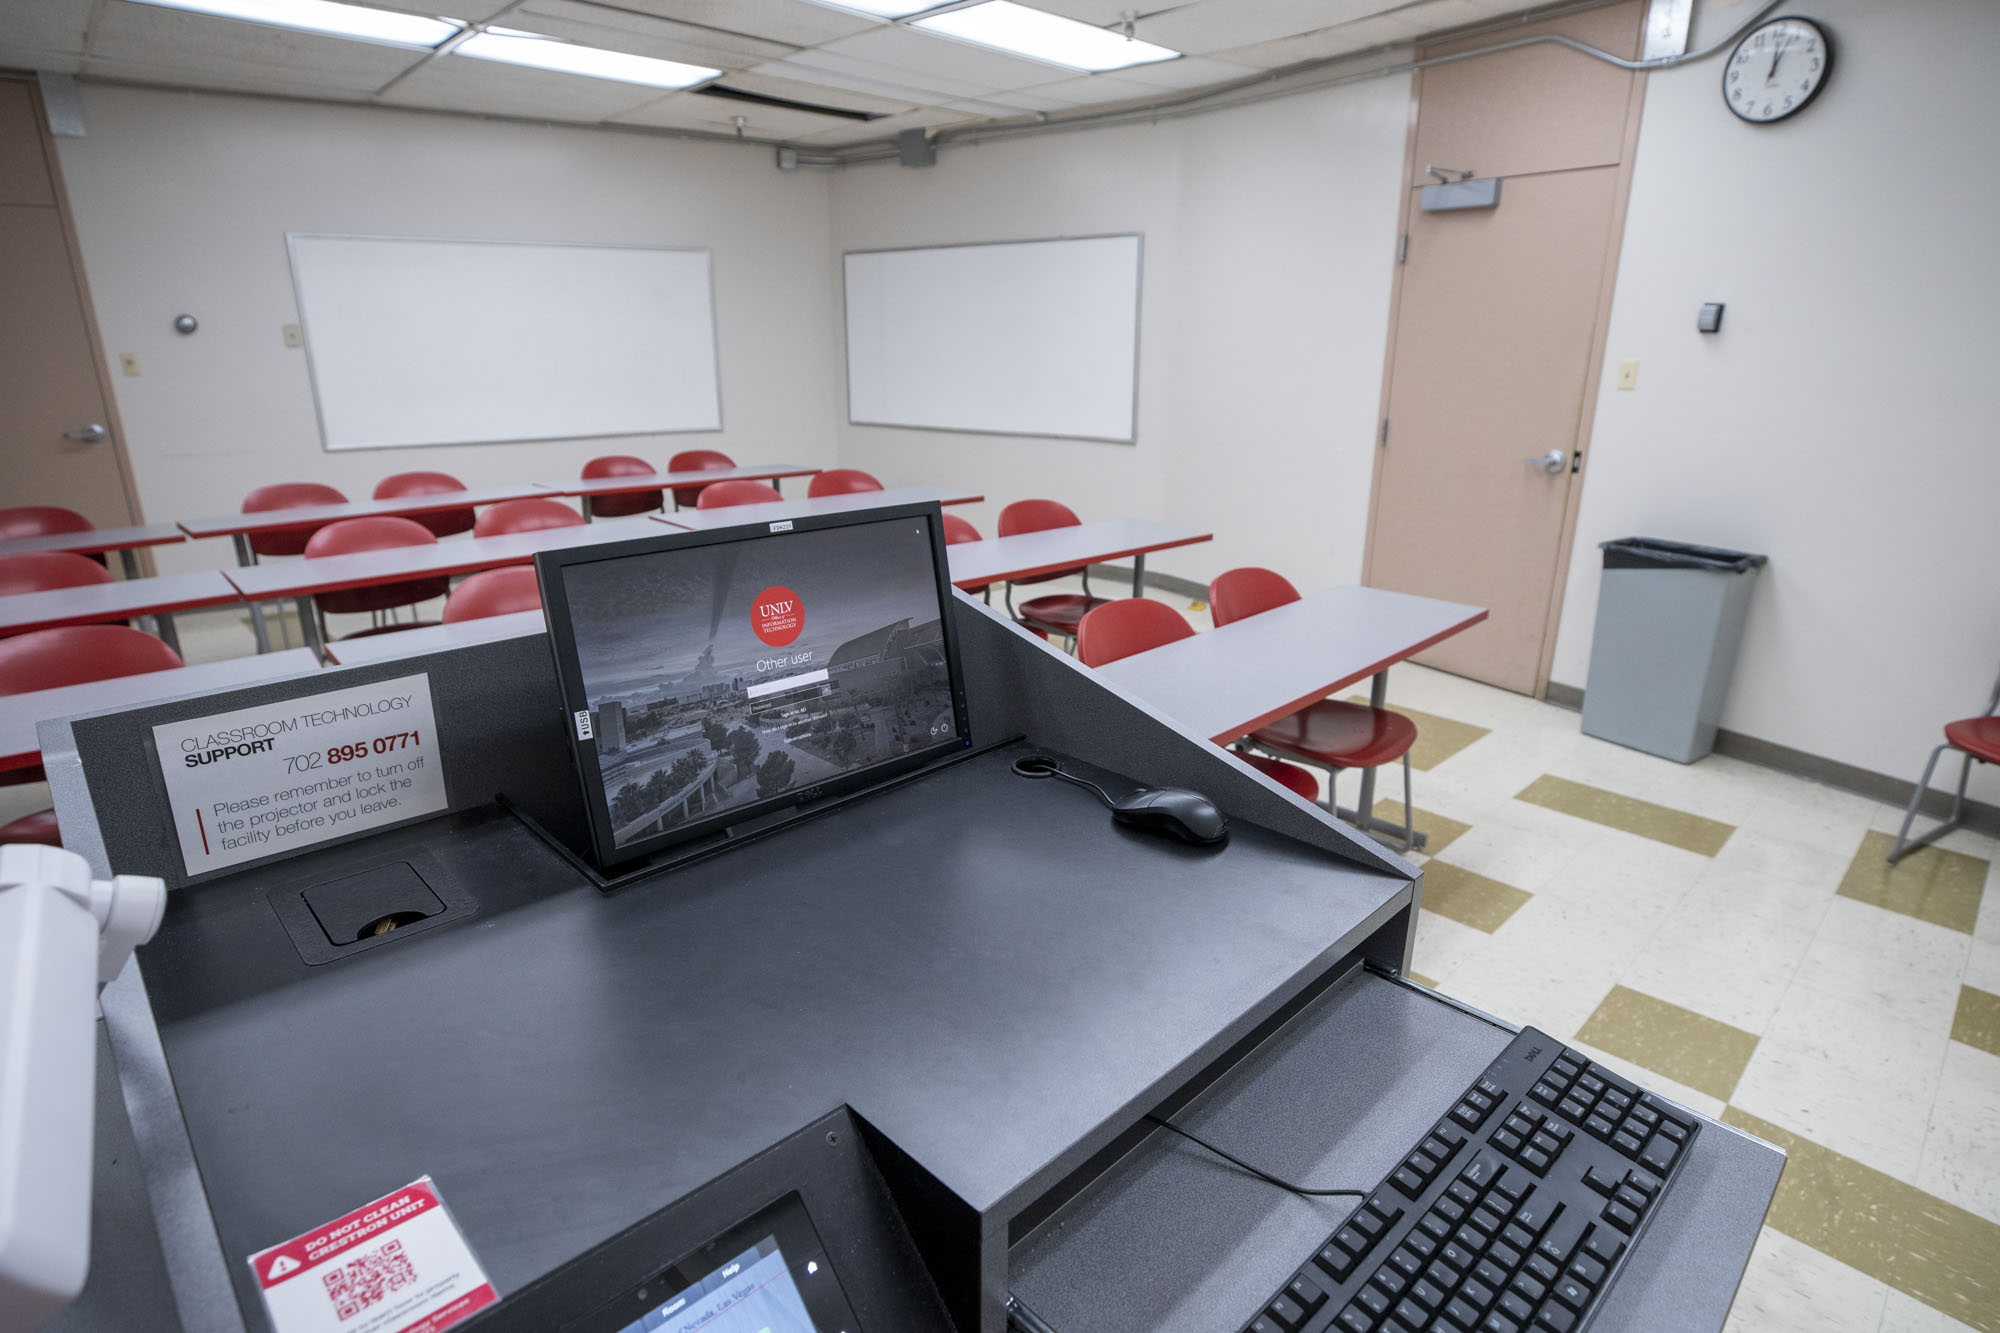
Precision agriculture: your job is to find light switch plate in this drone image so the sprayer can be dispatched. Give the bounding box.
[283,324,303,348]
[1616,359,1638,391]
[118,353,141,377]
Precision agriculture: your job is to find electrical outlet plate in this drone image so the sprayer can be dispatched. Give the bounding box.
[118,353,141,377]
[1616,359,1638,391]
[283,324,303,348]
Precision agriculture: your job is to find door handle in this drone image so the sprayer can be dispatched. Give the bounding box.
[1523,449,1565,474]
[63,424,107,442]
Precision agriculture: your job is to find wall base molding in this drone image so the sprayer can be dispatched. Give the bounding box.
[1543,681,1998,840]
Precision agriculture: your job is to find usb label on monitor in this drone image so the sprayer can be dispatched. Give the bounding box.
[574,710,594,741]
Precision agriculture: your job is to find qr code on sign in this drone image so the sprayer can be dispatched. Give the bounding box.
[323,1239,417,1321]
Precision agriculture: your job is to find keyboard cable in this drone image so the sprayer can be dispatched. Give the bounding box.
[1144,1114,1367,1200]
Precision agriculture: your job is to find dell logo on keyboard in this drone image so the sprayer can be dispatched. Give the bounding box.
[1526,1045,1543,1060]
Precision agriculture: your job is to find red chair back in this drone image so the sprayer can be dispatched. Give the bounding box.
[998,499,1085,586]
[941,514,981,545]
[665,450,737,509]
[373,471,472,537]
[473,498,585,539]
[244,482,348,557]
[1208,567,1301,627]
[443,567,542,623]
[0,552,115,598]
[807,469,883,498]
[0,507,93,541]
[696,480,784,509]
[0,625,183,694]
[581,455,663,517]
[1077,598,1193,667]
[305,516,447,616]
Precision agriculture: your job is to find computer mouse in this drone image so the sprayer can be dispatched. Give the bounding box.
[1110,787,1228,846]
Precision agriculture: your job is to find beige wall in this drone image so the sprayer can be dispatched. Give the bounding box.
[54,86,841,572]
[827,69,1413,593]
[1552,0,2000,801]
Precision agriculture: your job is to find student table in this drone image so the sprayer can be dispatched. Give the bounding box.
[0,648,320,775]
[659,485,984,530]
[178,484,552,561]
[0,570,242,655]
[946,519,1213,597]
[540,463,822,517]
[1093,585,1488,848]
[0,523,187,579]
[224,518,659,657]
[320,610,546,667]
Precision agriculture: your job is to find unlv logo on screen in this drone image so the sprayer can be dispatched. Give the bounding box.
[752,586,804,646]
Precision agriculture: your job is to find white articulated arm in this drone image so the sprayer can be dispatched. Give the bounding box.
[0,845,166,1332]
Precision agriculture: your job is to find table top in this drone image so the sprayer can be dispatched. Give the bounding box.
[177,485,550,539]
[0,523,187,559]
[946,519,1212,589]
[659,485,984,530]
[223,517,661,601]
[0,570,243,638]
[543,463,821,499]
[322,609,547,667]
[1094,585,1488,743]
[0,649,320,772]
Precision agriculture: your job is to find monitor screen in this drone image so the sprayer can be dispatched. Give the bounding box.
[537,503,971,867]
[612,1233,818,1333]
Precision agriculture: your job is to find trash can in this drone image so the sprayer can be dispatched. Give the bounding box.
[1580,538,1767,764]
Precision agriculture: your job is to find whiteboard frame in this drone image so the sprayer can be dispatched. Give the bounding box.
[840,232,1144,446]
[286,232,727,453]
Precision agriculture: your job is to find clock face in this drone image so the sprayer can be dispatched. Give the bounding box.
[1724,17,1833,123]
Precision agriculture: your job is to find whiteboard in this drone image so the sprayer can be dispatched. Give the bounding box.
[844,235,1141,444]
[287,235,722,451]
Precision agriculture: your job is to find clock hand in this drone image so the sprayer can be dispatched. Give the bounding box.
[1766,36,1784,82]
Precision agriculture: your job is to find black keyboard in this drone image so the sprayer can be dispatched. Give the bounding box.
[1242,1027,1698,1333]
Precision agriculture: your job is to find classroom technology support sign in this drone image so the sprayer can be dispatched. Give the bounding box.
[153,674,447,875]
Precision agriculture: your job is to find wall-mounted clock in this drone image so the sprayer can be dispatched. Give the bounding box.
[1723,17,1833,123]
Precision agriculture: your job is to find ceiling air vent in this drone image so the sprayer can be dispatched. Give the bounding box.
[695,85,882,122]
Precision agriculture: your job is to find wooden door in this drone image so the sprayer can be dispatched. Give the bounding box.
[0,76,143,531]
[1363,3,1645,695]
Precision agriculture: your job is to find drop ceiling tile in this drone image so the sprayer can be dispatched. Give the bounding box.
[784,104,977,146]
[1011,71,1175,105]
[1138,0,1411,54]
[815,24,1075,93]
[711,69,912,116]
[84,5,425,93]
[1028,0,1203,24]
[764,48,984,103]
[593,0,881,46]
[364,0,520,21]
[507,2,795,68]
[1108,53,1261,89]
[78,53,385,97]
[376,52,666,121]
[610,88,871,138]
[0,0,94,61]
[1213,0,1479,65]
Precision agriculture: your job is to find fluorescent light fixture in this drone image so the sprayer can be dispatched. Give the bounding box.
[805,0,949,17]
[124,0,461,48]
[913,1,1178,72]
[456,28,721,88]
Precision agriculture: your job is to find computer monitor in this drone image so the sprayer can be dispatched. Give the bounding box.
[537,502,972,869]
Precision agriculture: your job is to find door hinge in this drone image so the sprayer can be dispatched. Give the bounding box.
[1397,234,1409,264]
[1571,450,1582,474]
[1379,418,1390,446]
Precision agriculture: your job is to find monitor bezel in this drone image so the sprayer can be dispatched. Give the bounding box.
[535,501,974,871]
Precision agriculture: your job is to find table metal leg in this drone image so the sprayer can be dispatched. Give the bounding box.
[1132,553,1146,598]
[233,534,273,653]
[1334,668,1426,852]
[296,597,327,660]
[152,612,182,658]
[583,497,596,522]
[118,549,140,580]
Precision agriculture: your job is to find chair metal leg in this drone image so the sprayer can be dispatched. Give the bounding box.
[1889,742,1966,864]
[1400,753,1415,852]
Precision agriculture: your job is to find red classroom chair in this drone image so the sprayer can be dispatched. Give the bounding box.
[243,482,347,558]
[304,517,448,639]
[1889,661,2000,862]
[0,551,114,598]
[941,514,981,546]
[1077,598,1319,802]
[666,450,736,509]
[0,626,184,822]
[443,567,542,623]
[473,498,585,539]
[0,506,94,542]
[374,471,474,538]
[696,481,784,509]
[807,469,883,498]
[581,456,662,518]
[997,499,1109,646]
[1208,567,1417,845]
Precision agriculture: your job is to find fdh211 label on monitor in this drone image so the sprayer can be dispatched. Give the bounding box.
[752,585,803,647]
[151,673,447,876]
